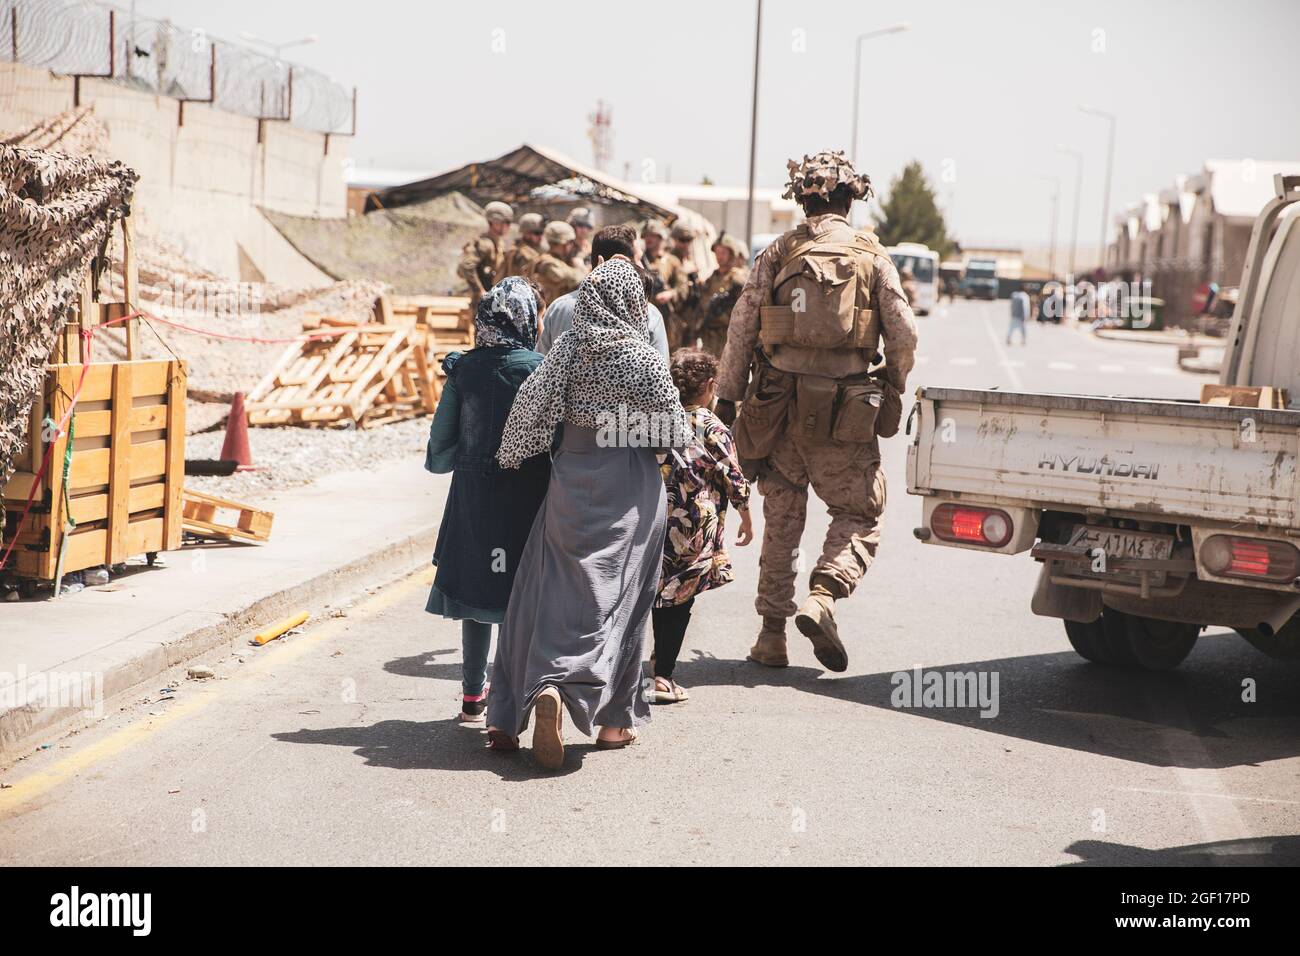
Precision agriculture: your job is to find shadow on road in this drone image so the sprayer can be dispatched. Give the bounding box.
[1062,834,1300,866]
[673,631,1300,770]
[272,716,608,780]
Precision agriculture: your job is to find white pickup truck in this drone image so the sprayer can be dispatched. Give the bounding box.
[906,174,1300,669]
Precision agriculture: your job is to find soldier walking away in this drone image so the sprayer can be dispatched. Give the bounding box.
[501,212,545,279]
[567,207,595,272]
[715,150,918,673]
[458,201,513,310]
[523,220,585,307]
[688,233,749,358]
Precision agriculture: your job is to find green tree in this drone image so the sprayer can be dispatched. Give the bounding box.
[874,161,953,256]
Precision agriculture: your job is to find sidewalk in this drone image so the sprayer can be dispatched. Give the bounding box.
[0,457,448,765]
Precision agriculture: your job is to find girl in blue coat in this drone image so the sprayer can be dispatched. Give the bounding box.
[424,277,550,722]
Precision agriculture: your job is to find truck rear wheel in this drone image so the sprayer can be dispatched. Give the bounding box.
[1119,615,1199,670]
[1064,612,1122,664]
[1064,610,1197,669]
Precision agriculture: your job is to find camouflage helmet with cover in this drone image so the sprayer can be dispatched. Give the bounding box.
[781,150,872,205]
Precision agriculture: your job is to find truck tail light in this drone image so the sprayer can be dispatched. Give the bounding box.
[931,504,1013,548]
[1200,535,1300,583]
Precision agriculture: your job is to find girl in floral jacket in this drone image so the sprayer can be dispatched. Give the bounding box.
[652,349,753,703]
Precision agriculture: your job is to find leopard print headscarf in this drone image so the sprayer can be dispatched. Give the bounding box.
[496,257,691,469]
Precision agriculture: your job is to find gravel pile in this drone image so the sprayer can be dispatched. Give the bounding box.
[185,416,431,502]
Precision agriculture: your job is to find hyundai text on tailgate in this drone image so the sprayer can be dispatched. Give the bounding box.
[906,174,1300,669]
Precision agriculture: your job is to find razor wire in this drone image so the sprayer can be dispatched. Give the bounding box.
[0,0,353,134]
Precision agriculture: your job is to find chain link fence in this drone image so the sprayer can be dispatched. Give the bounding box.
[0,0,353,134]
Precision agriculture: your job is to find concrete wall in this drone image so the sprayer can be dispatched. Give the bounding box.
[0,61,345,286]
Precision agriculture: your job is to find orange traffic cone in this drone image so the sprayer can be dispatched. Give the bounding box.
[220,392,254,470]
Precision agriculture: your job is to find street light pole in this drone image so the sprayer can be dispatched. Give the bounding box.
[1079,105,1116,274]
[850,23,909,168]
[745,0,763,252]
[1057,145,1084,278]
[1043,177,1060,279]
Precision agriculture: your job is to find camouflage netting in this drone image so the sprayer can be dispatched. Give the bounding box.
[0,142,138,490]
[1,108,388,407]
[263,192,486,296]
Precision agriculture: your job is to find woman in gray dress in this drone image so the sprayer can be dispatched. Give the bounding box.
[488,256,692,769]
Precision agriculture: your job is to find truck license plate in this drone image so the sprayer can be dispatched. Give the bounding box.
[1066,525,1175,584]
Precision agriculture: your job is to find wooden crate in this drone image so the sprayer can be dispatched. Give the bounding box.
[1,359,187,582]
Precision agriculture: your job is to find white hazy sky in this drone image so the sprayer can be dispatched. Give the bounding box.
[129,0,1300,249]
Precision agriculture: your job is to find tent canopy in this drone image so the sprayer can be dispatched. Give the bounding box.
[364,144,715,249]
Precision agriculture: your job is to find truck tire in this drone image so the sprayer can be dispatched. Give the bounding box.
[1120,615,1199,670]
[1064,612,1126,664]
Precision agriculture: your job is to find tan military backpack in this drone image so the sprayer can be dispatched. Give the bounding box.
[758,229,885,351]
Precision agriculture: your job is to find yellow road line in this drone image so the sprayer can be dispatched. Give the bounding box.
[0,567,434,818]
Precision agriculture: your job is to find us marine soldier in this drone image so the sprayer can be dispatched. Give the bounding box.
[643,221,690,347]
[716,150,918,674]
[500,212,545,278]
[687,233,749,358]
[523,220,584,306]
[457,200,513,310]
[566,207,595,272]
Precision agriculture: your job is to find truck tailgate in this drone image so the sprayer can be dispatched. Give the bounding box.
[907,386,1300,530]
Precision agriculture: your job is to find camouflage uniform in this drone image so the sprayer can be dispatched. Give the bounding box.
[500,212,544,278]
[717,151,918,670]
[524,221,583,307]
[457,233,504,308]
[457,201,512,309]
[690,262,749,358]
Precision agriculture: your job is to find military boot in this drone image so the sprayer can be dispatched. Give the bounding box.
[795,576,848,673]
[746,616,789,668]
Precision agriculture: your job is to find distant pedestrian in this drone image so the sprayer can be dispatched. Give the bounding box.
[1008,289,1030,345]
[423,277,550,723]
[650,349,753,704]
[487,257,693,769]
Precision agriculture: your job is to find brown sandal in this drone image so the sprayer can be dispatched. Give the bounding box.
[595,728,639,750]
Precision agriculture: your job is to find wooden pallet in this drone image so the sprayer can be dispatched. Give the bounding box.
[1199,384,1290,409]
[245,324,435,428]
[182,488,274,543]
[383,294,474,403]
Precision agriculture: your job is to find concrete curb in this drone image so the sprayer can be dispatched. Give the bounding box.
[0,523,438,768]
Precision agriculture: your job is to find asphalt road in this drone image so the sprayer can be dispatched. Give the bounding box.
[3,299,1298,866]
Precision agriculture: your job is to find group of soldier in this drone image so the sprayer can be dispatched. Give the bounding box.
[456,200,752,358]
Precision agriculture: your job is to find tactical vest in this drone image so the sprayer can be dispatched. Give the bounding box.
[758,224,886,355]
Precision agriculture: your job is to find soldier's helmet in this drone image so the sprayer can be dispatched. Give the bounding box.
[544,220,577,247]
[781,150,872,203]
[567,207,595,230]
[713,234,749,263]
[642,220,670,240]
[670,223,696,242]
[484,201,514,224]
[518,212,544,235]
